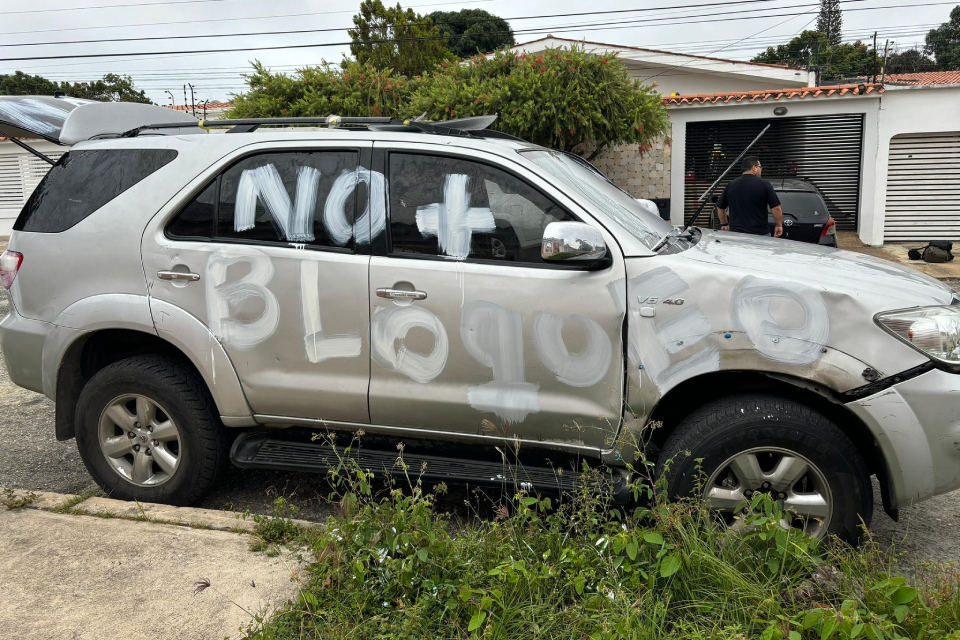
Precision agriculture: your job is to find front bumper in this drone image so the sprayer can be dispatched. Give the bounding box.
[0,307,50,394]
[847,368,960,508]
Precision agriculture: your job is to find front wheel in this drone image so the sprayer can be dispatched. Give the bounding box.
[75,355,227,505]
[658,394,873,543]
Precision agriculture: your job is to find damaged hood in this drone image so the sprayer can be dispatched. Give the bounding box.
[682,229,954,310]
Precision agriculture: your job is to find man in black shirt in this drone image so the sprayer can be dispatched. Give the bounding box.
[716,156,784,237]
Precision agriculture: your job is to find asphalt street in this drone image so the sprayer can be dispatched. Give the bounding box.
[1,244,959,562]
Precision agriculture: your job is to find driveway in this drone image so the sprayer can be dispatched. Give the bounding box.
[2,239,959,561]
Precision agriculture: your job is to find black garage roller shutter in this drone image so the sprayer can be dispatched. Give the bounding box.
[684,114,864,230]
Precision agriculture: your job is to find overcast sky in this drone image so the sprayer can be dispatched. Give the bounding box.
[0,0,955,104]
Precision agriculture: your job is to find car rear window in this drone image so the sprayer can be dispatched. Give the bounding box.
[14,149,177,233]
[776,191,828,217]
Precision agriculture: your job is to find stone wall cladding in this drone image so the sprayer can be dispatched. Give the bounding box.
[594,136,671,200]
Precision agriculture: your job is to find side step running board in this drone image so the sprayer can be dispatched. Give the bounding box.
[230,431,629,499]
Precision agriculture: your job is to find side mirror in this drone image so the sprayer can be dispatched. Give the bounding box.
[541,221,607,266]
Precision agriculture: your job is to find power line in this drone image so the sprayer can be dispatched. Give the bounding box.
[0,0,849,49]
[27,21,944,79]
[1,0,238,15]
[0,0,495,35]
[640,7,820,83]
[1,0,890,49]
[5,0,956,63]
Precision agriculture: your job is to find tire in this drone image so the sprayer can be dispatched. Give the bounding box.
[75,355,227,505]
[658,394,872,543]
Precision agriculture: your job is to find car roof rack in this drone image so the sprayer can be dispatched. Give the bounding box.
[122,113,519,141]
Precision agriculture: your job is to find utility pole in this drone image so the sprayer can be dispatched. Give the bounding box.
[814,41,821,87]
[188,83,196,117]
[872,31,878,83]
[880,39,890,85]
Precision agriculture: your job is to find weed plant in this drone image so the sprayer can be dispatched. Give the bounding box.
[247,434,960,640]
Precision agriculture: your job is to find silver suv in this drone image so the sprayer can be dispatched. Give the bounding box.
[3,96,960,542]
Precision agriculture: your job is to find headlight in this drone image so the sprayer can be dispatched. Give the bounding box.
[876,306,960,365]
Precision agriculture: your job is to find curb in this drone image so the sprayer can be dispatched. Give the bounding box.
[0,487,316,533]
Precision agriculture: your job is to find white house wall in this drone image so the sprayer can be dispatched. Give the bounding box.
[872,85,960,246]
[624,63,813,97]
[509,38,814,98]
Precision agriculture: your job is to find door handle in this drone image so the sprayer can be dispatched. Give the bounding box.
[157,270,200,282]
[377,288,427,301]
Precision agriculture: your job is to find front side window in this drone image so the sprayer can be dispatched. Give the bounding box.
[521,149,674,250]
[214,150,360,248]
[388,153,575,263]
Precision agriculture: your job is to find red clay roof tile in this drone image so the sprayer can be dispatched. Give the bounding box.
[664,83,883,106]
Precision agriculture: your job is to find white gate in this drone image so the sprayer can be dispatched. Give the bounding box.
[884,132,960,242]
[0,141,66,234]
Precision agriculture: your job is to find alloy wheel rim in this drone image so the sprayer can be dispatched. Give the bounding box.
[703,446,833,538]
[98,394,182,487]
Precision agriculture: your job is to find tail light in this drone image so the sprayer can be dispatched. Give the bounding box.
[0,250,23,289]
[821,217,837,237]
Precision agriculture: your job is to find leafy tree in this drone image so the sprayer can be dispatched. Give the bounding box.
[229,60,412,119]
[427,9,514,58]
[59,73,152,103]
[229,47,669,160]
[405,47,669,158]
[926,5,960,71]
[885,48,937,74]
[349,0,454,78]
[752,30,875,81]
[0,70,151,103]
[0,71,61,96]
[816,0,843,46]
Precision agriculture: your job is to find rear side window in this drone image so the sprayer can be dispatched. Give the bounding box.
[168,181,215,239]
[14,149,177,233]
[217,151,360,249]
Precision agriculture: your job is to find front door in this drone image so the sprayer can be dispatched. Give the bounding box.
[367,144,626,451]
[142,142,373,423]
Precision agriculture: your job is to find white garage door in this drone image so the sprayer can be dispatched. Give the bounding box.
[884,132,960,242]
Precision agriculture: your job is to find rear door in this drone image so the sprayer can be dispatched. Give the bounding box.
[367,143,626,451]
[142,141,374,423]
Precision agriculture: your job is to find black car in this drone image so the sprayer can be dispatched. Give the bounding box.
[768,179,837,247]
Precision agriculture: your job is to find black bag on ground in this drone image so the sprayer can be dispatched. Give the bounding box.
[908,241,954,263]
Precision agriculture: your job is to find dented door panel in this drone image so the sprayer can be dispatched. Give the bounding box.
[367,142,627,451]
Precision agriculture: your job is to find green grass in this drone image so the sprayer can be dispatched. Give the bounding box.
[246,441,960,640]
[1,487,38,509]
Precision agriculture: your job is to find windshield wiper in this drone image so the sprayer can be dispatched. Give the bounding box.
[651,227,698,253]
[650,228,681,253]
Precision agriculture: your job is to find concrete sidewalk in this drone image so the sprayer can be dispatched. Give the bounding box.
[0,490,309,640]
[838,231,960,280]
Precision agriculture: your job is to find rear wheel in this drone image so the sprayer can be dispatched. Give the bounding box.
[75,355,227,505]
[658,394,872,543]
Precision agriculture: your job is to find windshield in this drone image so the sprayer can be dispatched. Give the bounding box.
[520,149,674,250]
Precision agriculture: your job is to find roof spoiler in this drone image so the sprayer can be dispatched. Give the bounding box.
[0,96,204,162]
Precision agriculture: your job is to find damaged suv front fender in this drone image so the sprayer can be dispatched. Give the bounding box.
[847,368,960,508]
